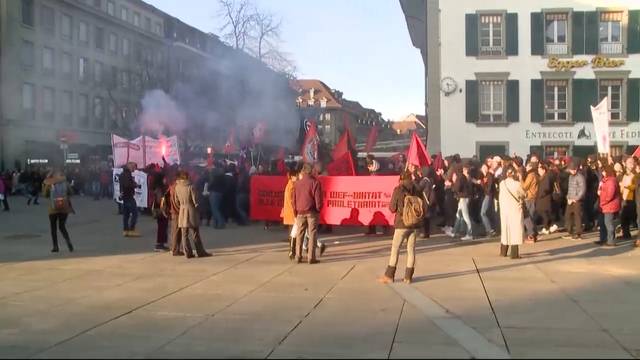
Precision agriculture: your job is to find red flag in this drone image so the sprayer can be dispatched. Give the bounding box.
[633,146,640,158]
[327,151,356,176]
[433,152,444,171]
[407,132,431,167]
[301,121,318,163]
[342,114,356,148]
[332,130,350,161]
[365,126,379,153]
[224,129,236,154]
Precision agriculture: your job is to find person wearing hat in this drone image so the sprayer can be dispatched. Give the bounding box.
[562,161,586,240]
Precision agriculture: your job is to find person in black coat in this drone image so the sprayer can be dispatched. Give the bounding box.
[536,164,554,235]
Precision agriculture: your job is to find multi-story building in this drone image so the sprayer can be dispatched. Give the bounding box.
[401,0,640,160]
[292,79,395,151]
[0,0,167,169]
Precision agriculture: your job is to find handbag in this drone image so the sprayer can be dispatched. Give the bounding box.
[504,182,529,218]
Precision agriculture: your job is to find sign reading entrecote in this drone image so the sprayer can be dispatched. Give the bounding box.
[524,125,640,143]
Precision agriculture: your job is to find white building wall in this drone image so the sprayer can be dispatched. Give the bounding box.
[438,0,640,158]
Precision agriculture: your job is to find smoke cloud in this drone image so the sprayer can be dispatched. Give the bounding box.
[134,46,300,154]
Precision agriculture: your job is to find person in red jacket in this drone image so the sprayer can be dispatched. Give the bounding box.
[596,165,621,247]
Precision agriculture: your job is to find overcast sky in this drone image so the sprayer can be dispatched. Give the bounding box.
[146,0,425,121]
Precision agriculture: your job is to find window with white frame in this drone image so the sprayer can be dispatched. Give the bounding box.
[479,14,504,56]
[122,37,130,56]
[545,13,568,55]
[94,61,103,84]
[43,87,54,119]
[155,23,162,36]
[40,5,55,34]
[61,91,72,125]
[61,14,72,40]
[599,12,623,55]
[545,79,568,121]
[479,80,505,122]
[108,32,117,53]
[144,17,151,31]
[78,94,89,126]
[21,40,34,68]
[22,83,35,112]
[599,79,623,121]
[61,52,72,76]
[544,145,569,158]
[120,7,128,22]
[610,145,625,157]
[107,1,115,16]
[78,21,89,44]
[42,47,54,73]
[133,12,140,27]
[78,57,88,81]
[93,96,104,126]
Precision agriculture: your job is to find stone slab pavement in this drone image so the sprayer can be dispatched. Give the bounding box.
[0,197,639,358]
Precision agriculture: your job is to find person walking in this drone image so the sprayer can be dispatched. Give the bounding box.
[479,163,497,237]
[173,171,212,259]
[446,163,474,240]
[522,161,539,243]
[619,156,637,240]
[378,170,421,284]
[281,170,298,260]
[293,163,323,264]
[0,174,9,212]
[498,166,525,259]
[595,165,621,247]
[119,162,140,237]
[562,162,586,240]
[151,173,170,252]
[43,171,74,253]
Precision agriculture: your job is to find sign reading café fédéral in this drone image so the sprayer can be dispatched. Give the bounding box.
[547,56,625,71]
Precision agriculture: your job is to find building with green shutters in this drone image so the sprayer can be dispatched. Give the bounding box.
[401,0,640,160]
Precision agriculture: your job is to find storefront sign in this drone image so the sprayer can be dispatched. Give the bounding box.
[547,56,625,71]
[27,159,48,164]
[524,126,640,142]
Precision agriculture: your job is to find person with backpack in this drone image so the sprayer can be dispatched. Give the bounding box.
[151,173,170,252]
[43,170,74,253]
[378,170,422,284]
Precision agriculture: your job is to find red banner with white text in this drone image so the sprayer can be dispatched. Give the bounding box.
[250,175,397,226]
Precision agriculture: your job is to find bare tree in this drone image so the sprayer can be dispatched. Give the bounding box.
[218,0,298,79]
[218,0,254,50]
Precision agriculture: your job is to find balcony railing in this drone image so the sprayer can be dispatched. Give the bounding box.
[600,42,623,55]
[480,46,504,56]
[545,43,568,55]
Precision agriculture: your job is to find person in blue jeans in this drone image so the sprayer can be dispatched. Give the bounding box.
[207,165,226,229]
[119,162,140,237]
[479,163,497,236]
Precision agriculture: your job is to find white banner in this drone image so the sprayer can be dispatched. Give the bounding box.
[111,135,180,168]
[112,168,148,208]
[591,97,610,154]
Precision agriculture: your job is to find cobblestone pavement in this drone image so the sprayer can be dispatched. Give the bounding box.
[0,197,639,358]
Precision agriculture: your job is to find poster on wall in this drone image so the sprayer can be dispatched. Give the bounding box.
[112,168,148,208]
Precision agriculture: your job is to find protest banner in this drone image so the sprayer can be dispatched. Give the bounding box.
[250,175,397,225]
[112,168,148,208]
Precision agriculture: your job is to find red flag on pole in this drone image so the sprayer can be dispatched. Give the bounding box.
[365,126,379,153]
[342,113,356,148]
[433,152,444,171]
[407,131,431,167]
[327,150,356,176]
[224,129,236,154]
[633,146,640,158]
[301,121,318,163]
[332,130,350,161]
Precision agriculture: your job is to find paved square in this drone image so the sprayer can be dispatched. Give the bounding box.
[1,198,639,358]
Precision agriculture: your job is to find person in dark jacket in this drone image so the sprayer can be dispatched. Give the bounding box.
[236,167,250,226]
[479,163,497,236]
[536,164,554,235]
[207,163,226,229]
[120,162,140,237]
[583,157,600,232]
[43,171,74,253]
[378,170,420,284]
[151,173,169,252]
[292,163,323,264]
[446,163,474,240]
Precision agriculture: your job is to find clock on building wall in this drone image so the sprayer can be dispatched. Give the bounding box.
[440,77,458,96]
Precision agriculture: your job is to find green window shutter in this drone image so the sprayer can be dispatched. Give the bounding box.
[531,12,544,55]
[465,14,479,56]
[628,78,640,122]
[629,11,640,54]
[531,79,544,123]
[506,13,518,56]
[572,79,598,122]
[506,80,519,122]
[584,11,599,55]
[466,80,479,123]
[572,11,585,55]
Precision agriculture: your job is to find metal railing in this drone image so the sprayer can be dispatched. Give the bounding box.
[600,42,623,54]
[545,43,568,55]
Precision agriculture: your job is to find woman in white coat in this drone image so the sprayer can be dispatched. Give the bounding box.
[498,166,526,259]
